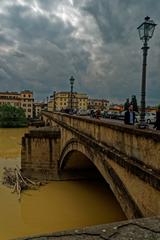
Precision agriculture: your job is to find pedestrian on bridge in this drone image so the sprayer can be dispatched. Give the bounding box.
[96,109,101,120]
[154,105,160,130]
[124,104,135,125]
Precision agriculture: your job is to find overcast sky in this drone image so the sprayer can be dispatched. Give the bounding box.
[0,0,159,105]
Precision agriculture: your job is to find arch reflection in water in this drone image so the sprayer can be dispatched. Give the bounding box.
[20,179,126,234]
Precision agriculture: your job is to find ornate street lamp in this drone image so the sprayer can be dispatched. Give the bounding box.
[69,76,75,111]
[137,16,156,128]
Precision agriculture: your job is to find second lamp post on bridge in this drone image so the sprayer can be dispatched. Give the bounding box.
[137,16,156,128]
[69,76,75,112]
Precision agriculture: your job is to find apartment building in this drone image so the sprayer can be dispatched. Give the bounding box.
[0,90,34,118]
[48,91,88,111]
[76,93,88,110]
[47,99,54,112]
[33,102,46,118]
[88,99,109,110]
[20,90,33,118]
[55,92,70,111]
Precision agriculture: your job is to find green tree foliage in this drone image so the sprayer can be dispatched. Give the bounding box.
[0,104,27,127]
[131,95,139,112]
[124,98,130,111]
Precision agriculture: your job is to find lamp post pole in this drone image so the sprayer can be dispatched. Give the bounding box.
[71,82,73,110]
[53,91,56,111]
[69,76,75,111]
[140,37,149,126]
[137,16,156,128]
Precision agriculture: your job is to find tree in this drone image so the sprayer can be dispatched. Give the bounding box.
[124,98,130,111]
[131,95,139,112]
[0,104,27,127]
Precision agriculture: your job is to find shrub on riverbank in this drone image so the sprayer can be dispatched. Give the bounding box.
[0,104,28,127]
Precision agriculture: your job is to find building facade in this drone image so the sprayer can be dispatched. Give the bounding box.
[20,90,34,118]
[47,99,54,112]
[88,99,109,110]
[33,102,46,118]
[48,91,88,111]
[0,90,34,118]
[76,93,88,110]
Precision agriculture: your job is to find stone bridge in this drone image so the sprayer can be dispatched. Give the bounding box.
[21,111,160,220]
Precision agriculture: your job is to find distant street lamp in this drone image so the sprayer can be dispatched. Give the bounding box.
[137,16,156,128]
[69,76,75,111]
[53,91,56,111]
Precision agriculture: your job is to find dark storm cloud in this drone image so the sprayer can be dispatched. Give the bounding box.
[0,32,14,46]
[0,0,159,104]
[0,0,91,98]
[82,0,160,103]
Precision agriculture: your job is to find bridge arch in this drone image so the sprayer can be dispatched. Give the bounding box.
[59,138,143,219]
[59,138,102,180]
[59,138,95,169]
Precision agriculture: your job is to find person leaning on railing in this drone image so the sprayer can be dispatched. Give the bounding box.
[154,105,160,130]
[124,104,135,125]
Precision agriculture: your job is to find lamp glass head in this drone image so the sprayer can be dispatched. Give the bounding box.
[70,76,75,85]
[137,16,156,41]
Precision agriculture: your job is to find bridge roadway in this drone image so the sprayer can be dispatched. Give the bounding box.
[16,216,160,240]
[22,111,160,219]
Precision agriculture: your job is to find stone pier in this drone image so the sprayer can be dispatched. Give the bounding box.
[21,127,61,180]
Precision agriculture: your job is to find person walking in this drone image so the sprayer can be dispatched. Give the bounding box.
[124,104,135,125]
[96,109,101,120]
[90,109,95,118]
[154,105,160,130]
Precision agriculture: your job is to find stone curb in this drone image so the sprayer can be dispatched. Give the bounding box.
[15,216,160,240]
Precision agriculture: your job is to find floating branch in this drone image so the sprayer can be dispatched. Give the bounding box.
[2,166,43,200]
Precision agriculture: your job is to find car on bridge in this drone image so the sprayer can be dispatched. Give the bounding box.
[117,111,139,121]
[77,109,90,116]
[103,111,120,119]
[135,112,156,124]
[117,111,125,120]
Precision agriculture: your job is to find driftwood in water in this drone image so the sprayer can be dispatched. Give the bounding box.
[2,166,43,200]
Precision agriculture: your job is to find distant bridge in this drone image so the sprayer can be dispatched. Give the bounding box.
[21,111,160,219]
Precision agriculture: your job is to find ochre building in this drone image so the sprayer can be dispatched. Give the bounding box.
[0,90,34,118]
[48,91,88,111]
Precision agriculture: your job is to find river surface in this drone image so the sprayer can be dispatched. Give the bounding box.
[0,128,126,240]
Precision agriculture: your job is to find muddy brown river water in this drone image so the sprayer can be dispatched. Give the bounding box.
[0,128,126,240]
